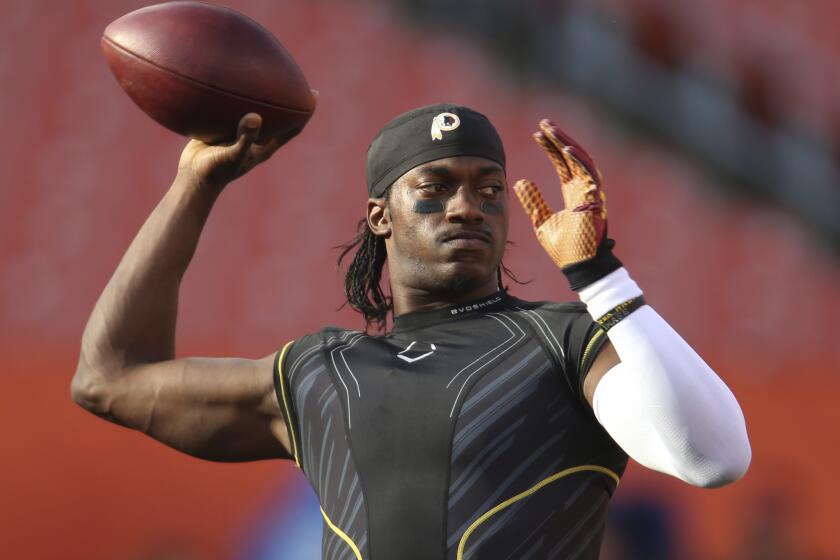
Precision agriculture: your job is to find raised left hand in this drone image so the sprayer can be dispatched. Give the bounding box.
[513,119,608,269]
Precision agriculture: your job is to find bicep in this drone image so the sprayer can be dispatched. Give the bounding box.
[108,354,292,462]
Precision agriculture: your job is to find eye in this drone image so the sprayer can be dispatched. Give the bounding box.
[418,183,448,194]
[478,184,504,196]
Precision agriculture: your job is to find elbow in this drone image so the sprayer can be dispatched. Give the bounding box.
[71,362,111,415]
[682,439,752,489]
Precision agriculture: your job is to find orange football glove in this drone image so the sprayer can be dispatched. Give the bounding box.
[514,119,609,270]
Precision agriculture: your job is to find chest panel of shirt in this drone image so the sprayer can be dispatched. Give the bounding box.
[322,311,574,559]
[286,302,627,559]
[314,312,604,558]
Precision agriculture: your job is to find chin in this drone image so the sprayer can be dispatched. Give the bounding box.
[437,262,496,295]
[440,274,474,295]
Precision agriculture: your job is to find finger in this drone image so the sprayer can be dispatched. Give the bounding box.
[238,113,262,142]
[250,123,303,163]
[238,113,262,135]
[534,132,572,183]
[221,113,260,164]
[564,145,601,184]
[538,119,584,152]
[513,179,553,229]
[310,89,320,109]
[534,132,587,211]
[538,120,599,181]
[251,134,284,162]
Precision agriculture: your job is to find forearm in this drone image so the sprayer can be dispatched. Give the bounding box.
[582,268,751,487]
[78,172,218,375]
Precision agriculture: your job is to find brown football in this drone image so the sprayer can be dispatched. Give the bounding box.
[101,1,315,143]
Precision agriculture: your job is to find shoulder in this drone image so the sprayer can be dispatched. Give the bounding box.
[510,296,610,405]
[281,325,364,370]
[509,297,590,326]
[291,325,362,349]
[509,296,605,369]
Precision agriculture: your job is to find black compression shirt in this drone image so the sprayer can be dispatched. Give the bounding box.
[274,290,628,560]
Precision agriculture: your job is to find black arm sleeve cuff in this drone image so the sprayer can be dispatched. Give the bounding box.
[561,238,623,291]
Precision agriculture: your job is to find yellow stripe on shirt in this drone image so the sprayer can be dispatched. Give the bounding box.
[276,340,301,468]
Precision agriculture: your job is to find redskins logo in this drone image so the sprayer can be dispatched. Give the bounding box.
[431,112,460,140]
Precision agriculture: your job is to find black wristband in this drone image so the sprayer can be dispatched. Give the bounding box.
[561,238,623,291]
[596,295,646,331]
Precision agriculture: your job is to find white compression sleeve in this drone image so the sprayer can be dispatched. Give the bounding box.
[580,268,751,487]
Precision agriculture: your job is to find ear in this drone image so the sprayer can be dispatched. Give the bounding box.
[367,197,391,238]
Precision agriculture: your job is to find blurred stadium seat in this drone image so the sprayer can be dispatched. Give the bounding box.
[1,1,837,558]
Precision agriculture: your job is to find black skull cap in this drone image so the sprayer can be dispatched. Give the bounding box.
[366,103,506,197]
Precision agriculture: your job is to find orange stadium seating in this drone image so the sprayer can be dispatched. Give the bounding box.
[1,1,838,558]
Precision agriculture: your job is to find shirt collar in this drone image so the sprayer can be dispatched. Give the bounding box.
[391,289,512,332]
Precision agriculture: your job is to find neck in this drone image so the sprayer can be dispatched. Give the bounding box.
[390,275,501,316]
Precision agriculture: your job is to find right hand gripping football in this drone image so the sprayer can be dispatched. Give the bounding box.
[177,113,287,190]
[177,90,316,191]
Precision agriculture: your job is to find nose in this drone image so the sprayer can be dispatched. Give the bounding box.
[445,186,484,223]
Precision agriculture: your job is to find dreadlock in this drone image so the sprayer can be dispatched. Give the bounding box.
[337,189,530,332]
[498,258,528,290]
[337,190,393,331]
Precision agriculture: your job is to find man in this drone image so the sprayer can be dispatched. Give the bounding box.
[72,103,751,559]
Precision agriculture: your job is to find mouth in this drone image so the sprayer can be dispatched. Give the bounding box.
[440,230,492,249]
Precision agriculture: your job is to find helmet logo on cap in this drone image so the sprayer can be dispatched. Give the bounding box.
[431,112,461,141]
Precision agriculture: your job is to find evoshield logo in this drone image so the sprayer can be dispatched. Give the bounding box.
[397,341,437,363]
[450,295,502,315]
